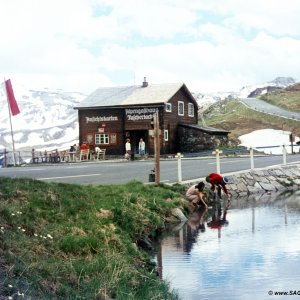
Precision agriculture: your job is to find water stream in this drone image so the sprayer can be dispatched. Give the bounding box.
[156,191,300,300]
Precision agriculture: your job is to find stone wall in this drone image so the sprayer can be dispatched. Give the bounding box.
[178,126,229,152]
[227,164,300,197]
[186,164,300,197]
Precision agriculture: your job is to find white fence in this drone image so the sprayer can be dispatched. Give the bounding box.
[174,144,300,183]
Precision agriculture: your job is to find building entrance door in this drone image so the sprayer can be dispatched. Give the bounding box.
[127,130,148,156]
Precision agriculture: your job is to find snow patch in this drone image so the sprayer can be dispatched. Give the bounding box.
[239,129,299,155]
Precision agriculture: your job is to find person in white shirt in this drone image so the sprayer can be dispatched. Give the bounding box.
[125,138,132,160]
[138,138,146,160]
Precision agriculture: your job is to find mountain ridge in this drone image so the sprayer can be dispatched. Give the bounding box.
[0,77,297,152]
[0,83,86,151]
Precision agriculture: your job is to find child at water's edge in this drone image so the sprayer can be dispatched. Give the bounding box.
[186,182,208,209]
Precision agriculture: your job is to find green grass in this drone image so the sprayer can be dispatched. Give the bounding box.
[260,90,300,112]
[0,177,184,299]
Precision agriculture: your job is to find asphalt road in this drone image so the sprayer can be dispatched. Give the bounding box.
[1,154,300,185]
[240,98,300,121]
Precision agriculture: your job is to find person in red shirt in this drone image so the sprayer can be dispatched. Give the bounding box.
[205,173,232,199]
[80,142,88,150]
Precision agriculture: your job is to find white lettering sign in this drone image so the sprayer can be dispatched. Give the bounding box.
[125,107,158,121]
[125,108,158,115]
[86,116,118,123]
[127,114,153,121]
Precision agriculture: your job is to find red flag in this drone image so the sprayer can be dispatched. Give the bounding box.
[5,79,20,116]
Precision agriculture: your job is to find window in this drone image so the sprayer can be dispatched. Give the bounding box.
[95,133,109,145]
[164,130,169,141]
[110,133,117,144]
[188,103,194,117]
[165,103,172,112]
[178,101,184,116]
[86,134,93,144]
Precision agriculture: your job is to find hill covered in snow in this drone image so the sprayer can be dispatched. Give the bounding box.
[0,77,297,153]
[193,77,296,110]
[0,83,86,151]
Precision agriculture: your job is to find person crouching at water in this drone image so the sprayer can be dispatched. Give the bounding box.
[186,182,208,209]
[205,173,232,199]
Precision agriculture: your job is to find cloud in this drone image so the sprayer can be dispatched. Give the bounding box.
[0,0,300,93]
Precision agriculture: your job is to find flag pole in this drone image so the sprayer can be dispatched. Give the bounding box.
[4,77,17,166]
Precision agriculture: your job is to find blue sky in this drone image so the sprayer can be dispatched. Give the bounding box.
[1,0,300,94]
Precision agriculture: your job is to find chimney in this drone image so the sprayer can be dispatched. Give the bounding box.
[142,77,148,87]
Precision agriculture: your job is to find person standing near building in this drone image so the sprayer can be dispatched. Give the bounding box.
[138,138,146,160]
[125,138,132,161]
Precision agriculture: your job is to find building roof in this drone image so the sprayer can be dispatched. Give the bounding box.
[179,123,230,134]
[75,82,197,109]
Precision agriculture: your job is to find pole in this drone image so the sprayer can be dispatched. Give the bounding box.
[213,149,222,174]
[4,148,7,167]
[3,78,17,166]
[249,146,254,170]
[290,133,294,154]
[176,153,183,183]
[154,111,160,184]
[282,144,287,165]
[217,150,220,174]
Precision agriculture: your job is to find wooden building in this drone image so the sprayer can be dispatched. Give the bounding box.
[74,79,229,156]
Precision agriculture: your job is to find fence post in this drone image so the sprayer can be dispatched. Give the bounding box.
[175,152,183,183]
[282,144,287,165]
[18,151,21,165]
[32,149,35,164]
[212,149,222,174]
[249,146,254,170]
[4,148,7,168]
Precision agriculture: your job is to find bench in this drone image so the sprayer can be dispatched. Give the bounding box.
[95,148,106,160]
[40,151,49,163]
[68,150,78,162]
[79,149,90,161]
[49,150,60,163]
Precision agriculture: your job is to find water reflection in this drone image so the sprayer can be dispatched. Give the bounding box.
[156,191,300,300]
[185,206,207,253]
[207,199,230,239]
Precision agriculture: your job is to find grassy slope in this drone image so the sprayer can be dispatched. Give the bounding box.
[203,99,300,145]
[0,177,187,299]
[259,83,300,112]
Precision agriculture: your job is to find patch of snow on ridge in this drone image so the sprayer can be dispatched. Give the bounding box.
[239,129,299,155]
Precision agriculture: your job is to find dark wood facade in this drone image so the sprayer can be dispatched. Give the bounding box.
[75,83,198,155]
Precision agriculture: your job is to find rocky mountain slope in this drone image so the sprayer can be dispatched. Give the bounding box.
[0,83,86,151]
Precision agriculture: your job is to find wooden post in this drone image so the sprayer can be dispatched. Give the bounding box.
[4,148,8,168]
[154,111,160,185]
[290,133,294,154]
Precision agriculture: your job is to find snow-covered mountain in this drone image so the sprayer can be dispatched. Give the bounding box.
[0,82,86,151]
[0,77,297,153]
[193,91,239,111]
[238,76,296,98]
[194,76,296,110]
